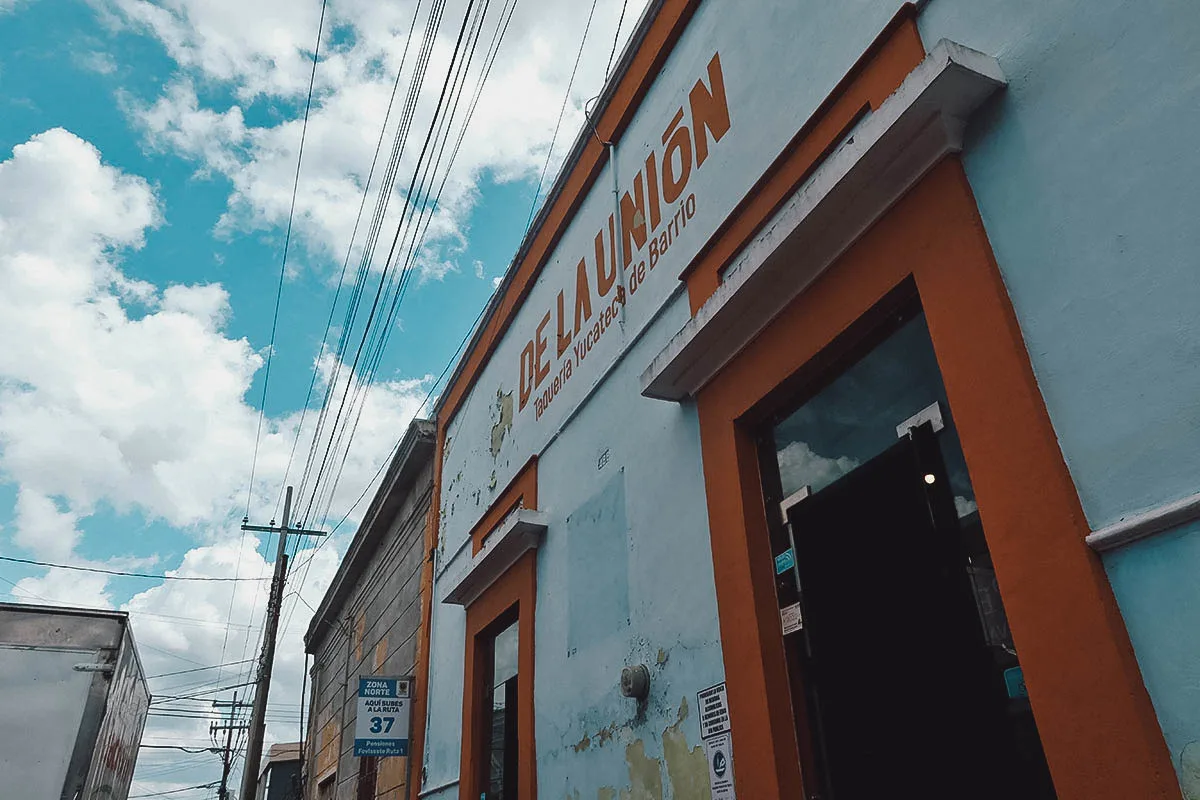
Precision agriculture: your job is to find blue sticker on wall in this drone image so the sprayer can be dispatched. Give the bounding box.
[1004,666,1028,699]
[774,548,795,575]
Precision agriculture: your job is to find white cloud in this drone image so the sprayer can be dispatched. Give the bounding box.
[116,536,343,786]
[12,567,114,609]
[112,0,648,281]
[132,80,249,175]
[0,127,426,792]
[0,128,426,534]
[161,283,231,328]
[776,440,860,497]
[103,0,328,100]
[13,490,82,561]
[74,49,118,75]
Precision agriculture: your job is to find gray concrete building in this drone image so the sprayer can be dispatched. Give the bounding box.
[304,419,434,800]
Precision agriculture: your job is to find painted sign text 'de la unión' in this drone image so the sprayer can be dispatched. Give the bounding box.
[517,51,733,421]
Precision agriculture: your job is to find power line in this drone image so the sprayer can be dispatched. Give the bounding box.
[138,745,217,753]
[128,611,258,633]
[242,0,331,519]
[299,0,480,527]
[278,0,521,630]
[282,0,491,620]
[525,0,602,231]
[292,0,450,522]
[305,0,516,532]
[129,783,219,799]
[270,2,456,661]
[268,0,448,650]
[274,1,429,531]
[276,296,488,632]
[223,0,329,702]
[146,660,256,680]
[305,0,508,530]
[150,681,257,703]
[330,281,493,539]
[0,555,268,582]
[605,0,631,78]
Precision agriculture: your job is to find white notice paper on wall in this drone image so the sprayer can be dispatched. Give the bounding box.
[697,682,732,739]
[705,732,736,800]
[780,602,803,635]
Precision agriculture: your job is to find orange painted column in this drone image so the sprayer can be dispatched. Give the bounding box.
[914,165,1179,799]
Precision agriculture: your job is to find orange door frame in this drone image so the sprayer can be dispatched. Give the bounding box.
[459,551,538,800]
[692,157,1178,799]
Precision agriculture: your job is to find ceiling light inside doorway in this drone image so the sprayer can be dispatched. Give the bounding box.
[924,473,937,485]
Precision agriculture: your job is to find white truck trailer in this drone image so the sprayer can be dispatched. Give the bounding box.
[0,602,150,800]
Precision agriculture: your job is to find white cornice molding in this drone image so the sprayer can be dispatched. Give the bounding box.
[1086,493,1200,553]
[640,40,1007,401]
[442,508,548,607]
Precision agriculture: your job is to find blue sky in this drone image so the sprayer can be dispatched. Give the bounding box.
[0,0,640,794]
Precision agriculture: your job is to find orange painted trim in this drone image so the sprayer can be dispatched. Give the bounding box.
[460,551,538,800]
[471,457,539,555]
[437,0,702,435]
[405,425,444,800]
[697,157,1179,799]
[407,450,540,800]
[684,6,924,313]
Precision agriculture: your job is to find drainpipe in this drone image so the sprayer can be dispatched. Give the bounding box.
[338,613,353,795]
[585,94,626,333]
[608,141,627,331]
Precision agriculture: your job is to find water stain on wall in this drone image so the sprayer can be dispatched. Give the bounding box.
[569,696,711,800]
[1181,741,1200,799]
[662,698,709,800]
[621,739,665,800]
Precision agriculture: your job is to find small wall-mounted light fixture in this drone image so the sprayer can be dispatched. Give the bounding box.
[924,473,937,485]
[620,664,650,701]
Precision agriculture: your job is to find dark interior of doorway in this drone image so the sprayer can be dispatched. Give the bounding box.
[481,614,519,800]
[756,294,1056,800]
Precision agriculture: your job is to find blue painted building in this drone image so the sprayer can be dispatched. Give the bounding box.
[404,2,1200,799]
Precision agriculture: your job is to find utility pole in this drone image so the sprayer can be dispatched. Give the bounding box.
[239,486,328,800]
[212,692,250,800]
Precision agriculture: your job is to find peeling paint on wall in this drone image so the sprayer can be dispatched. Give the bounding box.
[573,722,618,753]
[567,697,711,800]
[490,389,514,458]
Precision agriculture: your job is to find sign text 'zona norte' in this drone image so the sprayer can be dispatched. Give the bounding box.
[354,677,411,758]
[517,52,732,421]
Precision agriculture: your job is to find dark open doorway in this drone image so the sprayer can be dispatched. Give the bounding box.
[760,303,1056,799]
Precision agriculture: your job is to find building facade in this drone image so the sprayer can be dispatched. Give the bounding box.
[408,1,1200,798]
[305,420,435,800]
[257,742,303,800]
